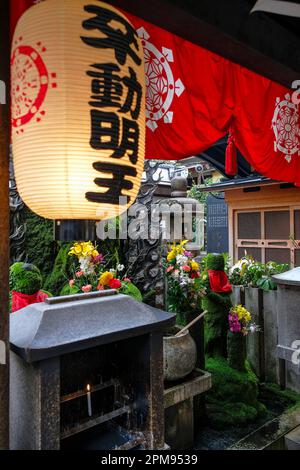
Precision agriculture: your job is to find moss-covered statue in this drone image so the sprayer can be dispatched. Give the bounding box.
[10,262,50,313]
[201,254,265,428]
[202,254,232,358]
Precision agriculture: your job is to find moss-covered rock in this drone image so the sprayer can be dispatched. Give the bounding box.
[205,357,266,429]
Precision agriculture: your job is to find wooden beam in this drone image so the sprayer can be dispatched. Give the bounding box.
[108,0,297,88]
[0,0,10,450]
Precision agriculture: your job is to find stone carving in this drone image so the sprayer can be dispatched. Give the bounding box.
[125,161,164,308]
[9,151,26,264]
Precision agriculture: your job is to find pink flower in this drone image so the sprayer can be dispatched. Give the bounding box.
[82,285,92,293]
[229,313,242,333]
[166,266,174,273]
[184,251,193,258]
[182,265,191,272]
[123,278,131,283]
[92,254,104,265]
[173,269,180,276]
[69,279,75,287]
[75,270,84,278]
[97,284,104,291]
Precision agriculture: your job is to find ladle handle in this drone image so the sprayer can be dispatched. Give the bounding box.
[175,311,207,337]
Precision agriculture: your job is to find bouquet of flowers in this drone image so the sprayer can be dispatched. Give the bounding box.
[62,242,142,301]
[164,240,206,320]
[228,304,260,336]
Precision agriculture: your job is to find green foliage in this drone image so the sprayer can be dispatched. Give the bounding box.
[23,207,55,281]
[229,256,289,290]
[206,357,266,429]
[43,243,72,296]
[120,281,143,302]
[9,262,42,295]
[59,284,80,296]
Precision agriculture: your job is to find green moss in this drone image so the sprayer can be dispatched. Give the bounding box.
[43,243,72,296]
[261,383,300,407]
[227,331,247,372]
[202,294,231,358]
[10,262,42,295]
[206,254,225,271]
[205,357,266,429]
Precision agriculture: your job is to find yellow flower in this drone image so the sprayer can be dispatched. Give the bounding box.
[92,249,99,258]
[69,241,98,259]
[190,260,199,271]
[167,250,176,262]
[99,271,114,286]
[234,305,252,322]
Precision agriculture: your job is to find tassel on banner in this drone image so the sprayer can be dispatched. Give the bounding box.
[225,131,238,176]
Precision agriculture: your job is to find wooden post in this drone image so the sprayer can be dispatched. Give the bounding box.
[0,0,10,450]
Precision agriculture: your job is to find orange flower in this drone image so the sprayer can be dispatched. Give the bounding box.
[99,271,114,286]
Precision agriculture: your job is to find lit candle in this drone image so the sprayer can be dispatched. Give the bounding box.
[87,384,92,417]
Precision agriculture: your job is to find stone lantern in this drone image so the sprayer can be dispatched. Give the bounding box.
[159,175,204,256]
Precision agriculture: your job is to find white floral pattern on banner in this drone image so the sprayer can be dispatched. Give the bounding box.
[272,93,300,163]
[137,26,185,132]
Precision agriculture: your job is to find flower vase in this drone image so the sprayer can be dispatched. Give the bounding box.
[227,331,247,372]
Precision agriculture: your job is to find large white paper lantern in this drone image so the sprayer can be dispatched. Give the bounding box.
[11,0,145,220]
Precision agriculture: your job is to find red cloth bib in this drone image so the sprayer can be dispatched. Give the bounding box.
[208,270,232,294]
[12,290,49,313]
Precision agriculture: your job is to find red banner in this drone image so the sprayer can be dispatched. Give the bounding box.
[10,1,300,186]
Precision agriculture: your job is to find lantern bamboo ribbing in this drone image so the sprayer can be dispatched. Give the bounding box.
[11,0,145,221]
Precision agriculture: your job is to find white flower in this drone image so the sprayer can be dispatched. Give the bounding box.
[117,264,125,272]
[79,256,94,275]
[176,254,188,266]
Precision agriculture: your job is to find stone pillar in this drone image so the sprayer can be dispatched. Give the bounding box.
[273,268,300,393]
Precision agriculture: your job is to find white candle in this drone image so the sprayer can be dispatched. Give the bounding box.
[87,384,92,417]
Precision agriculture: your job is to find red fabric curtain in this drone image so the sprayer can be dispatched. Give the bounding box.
[10,1,300,186]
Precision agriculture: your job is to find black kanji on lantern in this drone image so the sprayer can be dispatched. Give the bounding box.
[90,110,120,150]
[87,63,122,109]
[87,63,142,119]
[112,118,139,164]
[81,4,142,66]
[121,67,142,120]
[82,4,144,206]
[85,162,137,204]
[90,111,139,165]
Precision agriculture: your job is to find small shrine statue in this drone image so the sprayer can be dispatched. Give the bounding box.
[10,262,50,313]
[202,254,232,358]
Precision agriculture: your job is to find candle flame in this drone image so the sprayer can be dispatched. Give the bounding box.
[87,384,90,392]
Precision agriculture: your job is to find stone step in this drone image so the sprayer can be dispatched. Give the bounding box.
[285,426,300,450]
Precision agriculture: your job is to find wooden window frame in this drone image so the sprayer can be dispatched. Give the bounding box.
[233,206,300,267]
